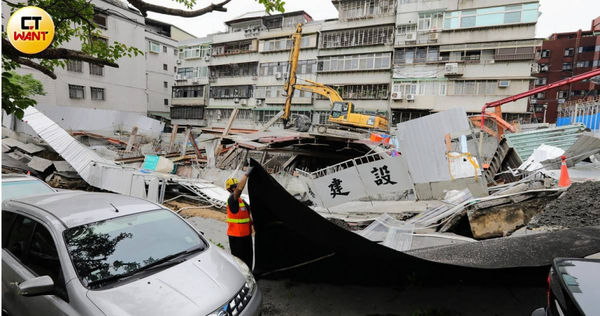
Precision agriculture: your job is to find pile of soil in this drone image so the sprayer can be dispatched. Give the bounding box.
[529,181,600,229]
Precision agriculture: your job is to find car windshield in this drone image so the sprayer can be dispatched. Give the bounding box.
[2,179,55,201]
[63,209,207,288]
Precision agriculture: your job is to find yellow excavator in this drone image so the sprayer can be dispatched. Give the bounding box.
[282,24,389,132]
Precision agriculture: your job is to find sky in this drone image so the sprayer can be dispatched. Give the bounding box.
[146,0,600,39]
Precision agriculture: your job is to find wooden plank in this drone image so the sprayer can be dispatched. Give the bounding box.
[188,130,203,162]
[258,110,284,132]
[180,127,191,157]
[125,126,138,152]
[168,124,178,153]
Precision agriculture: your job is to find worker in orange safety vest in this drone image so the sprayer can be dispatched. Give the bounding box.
[225,166,254,269]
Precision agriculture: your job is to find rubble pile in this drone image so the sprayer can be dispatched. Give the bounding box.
[529,181,600,229]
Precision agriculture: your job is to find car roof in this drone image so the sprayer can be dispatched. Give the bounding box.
[5,191,164,228]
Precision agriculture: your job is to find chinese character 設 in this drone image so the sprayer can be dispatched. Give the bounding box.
[328,177,350,198]
[371,165,397,186]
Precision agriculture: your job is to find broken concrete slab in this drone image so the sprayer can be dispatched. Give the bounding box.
[2,137,44,154]
[7,151,32,163]
[27,156,54,173]
[19,143,45,154]
[53,161,76,173]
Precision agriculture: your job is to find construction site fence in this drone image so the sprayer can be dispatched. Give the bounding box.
[557,97,600,134]
[296,150,394,180]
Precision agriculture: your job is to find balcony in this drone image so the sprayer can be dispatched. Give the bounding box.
[172,97,206,106]
[494,53,536,61]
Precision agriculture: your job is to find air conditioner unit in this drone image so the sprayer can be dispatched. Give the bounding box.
[255,99,263,106]
[252,76,258,80]
[444,63,462,76]
[176,59,182,64]
[204,56,210,62]
[406,94,415,101]
[405,32,417,41]
[428,32,439,41]
[391,92,403,100]
[240,99,248,106]
[541,65,549,72]
[498,80,510,88]
[234,98,240,103]
[192,78,199,84]
[275,72,282,79]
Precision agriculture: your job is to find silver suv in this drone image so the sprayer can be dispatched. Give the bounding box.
[2,191,261,316]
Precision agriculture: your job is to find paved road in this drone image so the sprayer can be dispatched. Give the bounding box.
[185,215,546,316]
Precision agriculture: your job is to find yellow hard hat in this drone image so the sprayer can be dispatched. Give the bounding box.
[225,178,239,190]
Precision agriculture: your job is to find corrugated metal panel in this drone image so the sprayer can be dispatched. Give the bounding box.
[396,108,471,183]
[541,132,600,169]
[23,108,114,180]
[504,124,585,162]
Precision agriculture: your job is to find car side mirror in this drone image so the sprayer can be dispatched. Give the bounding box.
[17,275,54,297]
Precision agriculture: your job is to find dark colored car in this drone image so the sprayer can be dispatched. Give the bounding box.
[532,257,600,316]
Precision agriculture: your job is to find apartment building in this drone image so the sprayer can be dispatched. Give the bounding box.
[391,0,541,123]
[171,36,213,126]
[145,18,195,120]
[2,0,148,116]
[532,17,600,123]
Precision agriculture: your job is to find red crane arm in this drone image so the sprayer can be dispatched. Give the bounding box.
[480,67,600,129]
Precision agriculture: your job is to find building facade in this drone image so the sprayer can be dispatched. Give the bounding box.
[173,0,541,129]
[532,17,600,123]
[391,0,541,123]
[145,18,195,119]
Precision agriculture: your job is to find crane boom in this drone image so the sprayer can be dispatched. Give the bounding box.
[480,67,600,129]
[282,23,303,124]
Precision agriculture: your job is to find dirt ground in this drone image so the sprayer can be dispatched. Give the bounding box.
[529,181,600,229]
[163,200,227,222]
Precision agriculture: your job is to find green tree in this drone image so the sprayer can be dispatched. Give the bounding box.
[2,0,285,118]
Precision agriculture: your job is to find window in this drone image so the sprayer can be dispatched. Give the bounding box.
[263,34,315,52]
[179,45,211,59]
[163,64,168,71]
[562,63,573,70]
[541,49,550,58]
[395,47,439,64]
[318,53,392,72]
[90,87,105,100]
[69,84,85,99]
[210,85,253,99]
[210,62,258,78]
[3,213,68,300]
[93,13,107,28]
[172,86,205,98]
[149,41,161,53]
[320,25,394,49]
[316,84,389,100]
[576,61,590,68]
[164,81,168,88]
[450,80,500,96]
[164,99,168,106]
[558,90,568,98]
[174,66,177,73]
[89,63,104,76]
[211,40,254,56]
[66,60,83,72]
[338,0,395,21]
[163,46,167,53]
[535,77,547,85]
[259,60,316,76]
[444,3,539,30]
[564,48,574,56]
[578,46,595,53]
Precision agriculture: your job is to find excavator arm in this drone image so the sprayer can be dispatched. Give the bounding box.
[282,23,303,124]
[292,80,344,104]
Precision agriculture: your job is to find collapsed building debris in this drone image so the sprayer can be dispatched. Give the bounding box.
[528,181,600,230]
